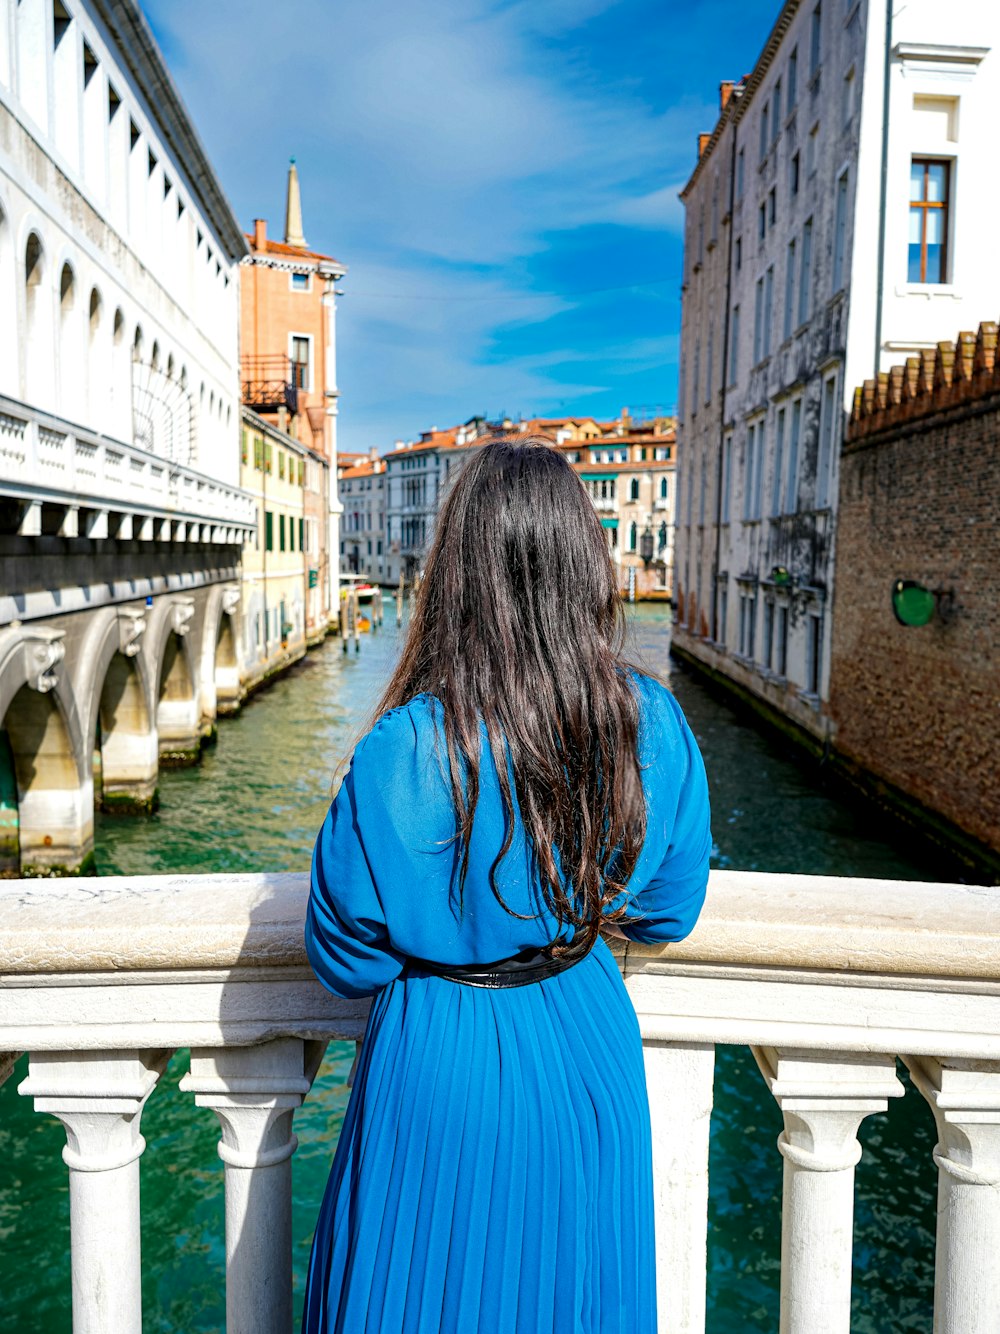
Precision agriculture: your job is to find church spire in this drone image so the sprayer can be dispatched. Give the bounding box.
[284,157,306,247]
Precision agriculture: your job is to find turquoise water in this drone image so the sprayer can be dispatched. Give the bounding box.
[0,606,938,1331]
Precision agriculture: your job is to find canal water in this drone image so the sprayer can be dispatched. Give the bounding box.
[0,605,938,1333]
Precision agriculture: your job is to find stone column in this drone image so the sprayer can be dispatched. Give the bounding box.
[180,1038,326,1334]
[19,1049,169,1334]
[904,1056,1000,1334]
[643,1040,715,1334]
[754,1047,903,1334]
[99,607,158,812]
[156,597,200,766]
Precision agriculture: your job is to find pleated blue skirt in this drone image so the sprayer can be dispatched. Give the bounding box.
[301,938,656,1333]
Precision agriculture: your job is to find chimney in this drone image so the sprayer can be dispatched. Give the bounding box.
[284,158,306,247]
[698,132,711,158]
[719,81,735,111]
[253,218,267,250]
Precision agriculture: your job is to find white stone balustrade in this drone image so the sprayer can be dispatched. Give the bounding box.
[1,869,999,1333]
[0,394,256,542]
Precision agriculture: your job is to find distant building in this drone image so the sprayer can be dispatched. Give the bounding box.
[341,452,386,581]
[674,0,1000,748]
[240,162,346,643]
[0,0,253,873]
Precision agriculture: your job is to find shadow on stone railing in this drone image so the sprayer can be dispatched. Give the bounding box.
[848,320,1000,440]
[2,870,1000,1333]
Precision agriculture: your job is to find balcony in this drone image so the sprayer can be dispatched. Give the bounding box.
[1,870,998,1334]
[240,356,300,417]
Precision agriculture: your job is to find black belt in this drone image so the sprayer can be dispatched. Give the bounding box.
[409,941,593,989]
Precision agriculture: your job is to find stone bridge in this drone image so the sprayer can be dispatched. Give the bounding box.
[0,583,243,876]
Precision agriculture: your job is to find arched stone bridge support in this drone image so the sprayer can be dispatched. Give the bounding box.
[0,580,246,874]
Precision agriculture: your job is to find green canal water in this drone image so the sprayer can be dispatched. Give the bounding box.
[0,605,939,1332]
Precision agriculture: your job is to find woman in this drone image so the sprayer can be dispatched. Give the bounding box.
[303,437,712,1333]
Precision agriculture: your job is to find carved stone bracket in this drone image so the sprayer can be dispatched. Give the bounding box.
[221,584,241,617]
[24,627,66,693]
[170,597,195,637]
[116,606,146,658]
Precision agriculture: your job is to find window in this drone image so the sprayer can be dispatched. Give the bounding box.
[798,218,813,324]
[788,47,798,109]
[785,398,802,512]
[842,68,855,126]
[660,476,668,500]
[721,433,732,523]
[790,151,800,197]
[774,79,782,129]
[810,4,822,77]
[730,306,740,382]
[291,272,310,292]
[760,101,770,162]
[759,202,766,240]
[807,122,819,176]
[768,187,776,227]
[278,451,286,480]
[658,521,667,552]
[816,373,839,509]
[265,510,273,551]
[735,236,742,271]
[718,584,728,646]
[832,171,848,292]
[909,160,950,284]
[290,335,310,390]
[736,148,745,200]
[763,599,775,670]
[772,407,786,516]
[743,424,756,520]
[254,437,263,470]
[279,514,286,551]
[763,267,774,357]
[777,604,789,676]
[630,478,640,501]
[753,279,764,362]
[806,613,823,695]
[783,240,796,340]
[628,521,637,552]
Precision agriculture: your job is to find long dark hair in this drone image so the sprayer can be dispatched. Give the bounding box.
[374,436,646,957]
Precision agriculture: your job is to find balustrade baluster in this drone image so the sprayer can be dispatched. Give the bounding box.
[180,1037,328,1334]
[904,1056,1000,1334]
[18,1049,170,1334]
[643,1040,715,1333]
[754,1047,903,1334]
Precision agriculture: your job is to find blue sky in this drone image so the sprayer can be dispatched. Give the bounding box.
[145,0,774,453]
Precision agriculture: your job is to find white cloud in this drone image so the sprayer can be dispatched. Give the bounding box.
[146,0,702,447]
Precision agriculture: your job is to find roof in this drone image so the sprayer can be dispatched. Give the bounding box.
[340,460,385,479]
[244,233,345,271]
[572,459,674,474]
[93,0,247,260]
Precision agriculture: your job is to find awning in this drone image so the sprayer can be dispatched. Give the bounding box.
[600,517,619,529]
[581,471,619,481]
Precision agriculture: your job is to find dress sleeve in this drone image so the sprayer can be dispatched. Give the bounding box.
[619,693,712,945]
[304,736,408,1000]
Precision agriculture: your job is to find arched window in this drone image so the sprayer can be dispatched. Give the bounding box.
[660,476,668,500]
[628,521,637,552]
[59,262,74,310]
[89,287,101,333]
[658,521,667,551]
[630,478,639,501]
[166,352,175,379]
[113,307,124,343]
[133,324,144,361]
[150,340,160,371]
[25,232,44,294]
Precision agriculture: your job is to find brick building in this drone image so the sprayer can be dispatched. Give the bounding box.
[829,322,1000,875]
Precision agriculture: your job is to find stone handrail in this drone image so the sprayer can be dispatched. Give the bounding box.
[2,869,999,1334]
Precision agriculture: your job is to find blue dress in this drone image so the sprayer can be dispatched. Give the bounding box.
[302,673,712,1334]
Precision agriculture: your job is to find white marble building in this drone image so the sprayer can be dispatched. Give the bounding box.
[0,0,253,874]
[673,0,1000,746]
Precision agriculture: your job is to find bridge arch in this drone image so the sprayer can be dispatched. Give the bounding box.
[200,583,242,724]
[0,626,92,875]
[78,608,159,813]
[146,598,202,767]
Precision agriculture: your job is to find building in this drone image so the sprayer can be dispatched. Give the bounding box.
[828,324,1000,876]
[673,0,1000,748]
[0,0,254,874]
[341,452,386,581]
[560,419,676,598]
[239,408,325,689]
[240,162,345,641]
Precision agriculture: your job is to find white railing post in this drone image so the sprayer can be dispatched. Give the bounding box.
[754,1048,903,1334]
[904,1056,1000,1334]
[18,1049,169,1334]
[643,1040,715,1333]
[180,1037,326,1334]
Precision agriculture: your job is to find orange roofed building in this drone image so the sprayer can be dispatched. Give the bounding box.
[239,161,346,642]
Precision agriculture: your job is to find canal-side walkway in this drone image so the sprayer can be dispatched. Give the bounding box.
[0,606,949,1332]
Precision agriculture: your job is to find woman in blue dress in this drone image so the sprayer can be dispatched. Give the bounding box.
[302,437,712,1333]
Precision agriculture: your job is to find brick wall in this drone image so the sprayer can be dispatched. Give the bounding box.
[830,321,1000,862]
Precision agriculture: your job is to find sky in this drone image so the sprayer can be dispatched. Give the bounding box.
[145,0,775,454]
